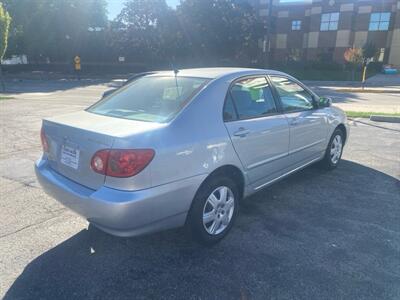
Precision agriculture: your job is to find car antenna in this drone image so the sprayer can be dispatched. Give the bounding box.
[172,65,180,97]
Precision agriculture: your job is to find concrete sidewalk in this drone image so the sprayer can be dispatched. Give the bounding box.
[310,86,400,93]
[304,73,400,93]
[306,74,400,114]
[309,87,400,114]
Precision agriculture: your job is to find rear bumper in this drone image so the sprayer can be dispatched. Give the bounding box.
[35,158,206,237]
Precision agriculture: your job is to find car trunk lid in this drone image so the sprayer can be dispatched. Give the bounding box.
[42,111,160,190]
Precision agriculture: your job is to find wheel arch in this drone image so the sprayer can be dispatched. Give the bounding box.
[336,123,347,144]
[185,164,245,224]
[185,164,245,225]
[202,165,245,198]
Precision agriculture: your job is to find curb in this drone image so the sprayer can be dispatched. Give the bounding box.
[334,88,400,93]
[370,115,400,123]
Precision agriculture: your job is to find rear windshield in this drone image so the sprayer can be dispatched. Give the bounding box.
[88,76,209,123]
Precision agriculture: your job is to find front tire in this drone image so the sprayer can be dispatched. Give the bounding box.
[321,128,344,170]
[187,176,239,246]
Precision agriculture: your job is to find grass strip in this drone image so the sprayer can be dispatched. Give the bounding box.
[0,96,14,100]
[345,111,400,118]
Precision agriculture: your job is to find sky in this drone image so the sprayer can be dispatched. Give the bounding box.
[107,0,181,19]
[107,0,305,20]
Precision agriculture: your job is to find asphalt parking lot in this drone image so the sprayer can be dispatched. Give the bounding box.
[1,81,400,299]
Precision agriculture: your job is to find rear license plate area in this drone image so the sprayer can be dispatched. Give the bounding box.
[60,143,80,170]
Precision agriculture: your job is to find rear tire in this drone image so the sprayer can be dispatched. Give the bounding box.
[187,176,239,246]
[320,128,344,170]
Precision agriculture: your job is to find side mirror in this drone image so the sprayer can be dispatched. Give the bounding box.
[317,96,332,108]
[102,89,116,98]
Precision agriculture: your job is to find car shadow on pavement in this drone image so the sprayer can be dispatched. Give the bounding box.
[4,160,400,300]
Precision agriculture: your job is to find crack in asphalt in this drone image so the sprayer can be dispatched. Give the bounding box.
[0,210,67,239]
[1,175,38,189]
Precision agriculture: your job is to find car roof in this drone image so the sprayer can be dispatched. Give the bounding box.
[148,67,288,79]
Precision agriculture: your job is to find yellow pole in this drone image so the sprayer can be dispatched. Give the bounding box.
[362,65,367,89]
[362,65,367,82]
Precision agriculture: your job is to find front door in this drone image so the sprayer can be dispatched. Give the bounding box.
[269,76,328,165]
[223,76,290,186]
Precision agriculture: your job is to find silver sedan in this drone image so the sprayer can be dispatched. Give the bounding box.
[35,68,349,245]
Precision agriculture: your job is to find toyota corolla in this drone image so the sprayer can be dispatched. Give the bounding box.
[35,68,349,245]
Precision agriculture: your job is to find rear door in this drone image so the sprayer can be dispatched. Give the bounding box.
[269,76,328,164]
[224,76,290,185]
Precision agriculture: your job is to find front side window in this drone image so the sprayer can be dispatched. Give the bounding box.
[369,13,390,31]
[270,76,314,112]
[230,77,277,119]
[320,12,339,31]
[88,76,209,122]
[292,20,301,30]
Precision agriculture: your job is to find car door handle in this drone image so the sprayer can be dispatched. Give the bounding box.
[233,128,250,137]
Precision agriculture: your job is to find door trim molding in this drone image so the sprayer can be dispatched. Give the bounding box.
[289,138,325,155]
[253,156,321,191]
[247,152,288,170]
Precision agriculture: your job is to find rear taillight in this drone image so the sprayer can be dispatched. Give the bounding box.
[91,149,155,178]
[40,127,49,153]
[91,149,109,174]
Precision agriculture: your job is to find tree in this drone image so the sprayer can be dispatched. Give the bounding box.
[344,47,363,64]
[112,0,182,65]
[177,0,261,66]
[0,2,11,91]
[3,0,109,63]
[362,42,378,61]
[360,42,378,85]
[344,44,378,83]
[0,2,10,59]
[1,0,266,68]
[344,47,363,81]
[2,0,36,56]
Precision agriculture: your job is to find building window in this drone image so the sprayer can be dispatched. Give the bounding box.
[292,20,301,30]
[369,13,390,31]
[320,13,339,31]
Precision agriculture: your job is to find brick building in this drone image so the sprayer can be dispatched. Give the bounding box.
[256,0,400,66]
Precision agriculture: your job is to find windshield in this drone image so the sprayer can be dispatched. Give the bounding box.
[88,76,209,122]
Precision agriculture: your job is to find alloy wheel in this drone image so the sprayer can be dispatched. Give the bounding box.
[202,186,235,235]
[330,134,343,164]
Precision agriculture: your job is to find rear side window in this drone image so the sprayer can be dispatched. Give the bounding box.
[269,76,314,112]
[88,76,209,123]
[229,77,277,119]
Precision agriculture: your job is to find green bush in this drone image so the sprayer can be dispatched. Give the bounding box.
[308,61,343,71]
[368,62,384,72]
